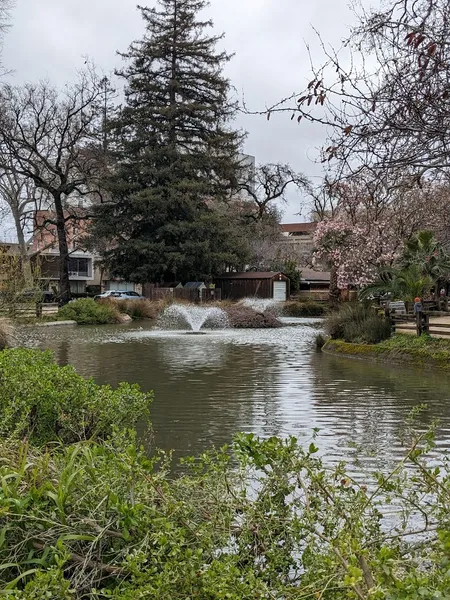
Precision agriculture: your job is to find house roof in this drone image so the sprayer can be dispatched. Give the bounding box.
[160,281,182,288]
[216,272,285,280]
[301,269,330,282]
[281,222,318,233]
[184,281,206,289]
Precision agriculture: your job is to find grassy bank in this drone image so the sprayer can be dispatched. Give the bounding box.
[322,334,450,371]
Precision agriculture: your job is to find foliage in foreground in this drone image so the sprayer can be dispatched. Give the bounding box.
[326,302,392,344]
[0,348,152,445]
[58,298,119,325]
[1,421,450,599]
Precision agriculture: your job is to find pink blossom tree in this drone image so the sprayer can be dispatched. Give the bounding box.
[313,177,445,290]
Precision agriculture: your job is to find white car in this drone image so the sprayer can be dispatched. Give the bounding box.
[94,290,145,301]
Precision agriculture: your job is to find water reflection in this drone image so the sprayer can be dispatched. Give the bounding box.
[22,321,450,471]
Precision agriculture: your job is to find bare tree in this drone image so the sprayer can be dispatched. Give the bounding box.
[0,0,12,76]
[0,169,40,282]
[254,0,450,186]
[0,72,104,303]
[307,179,339,222]
[238,163,309,221]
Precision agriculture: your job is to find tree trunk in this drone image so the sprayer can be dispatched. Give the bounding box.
[329,264,340,307]
[11,205,33,286]
[53,192,71,305]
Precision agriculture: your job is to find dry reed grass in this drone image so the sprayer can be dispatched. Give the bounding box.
[0,319,15,349]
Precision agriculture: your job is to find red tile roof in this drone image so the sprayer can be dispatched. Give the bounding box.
[281,222,317,233]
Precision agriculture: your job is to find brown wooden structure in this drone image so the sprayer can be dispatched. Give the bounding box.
[142,285,221,303]
[391,311,450,339]
[215,272,290,301]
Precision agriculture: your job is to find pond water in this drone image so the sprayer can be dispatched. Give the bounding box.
[22,320,450,473]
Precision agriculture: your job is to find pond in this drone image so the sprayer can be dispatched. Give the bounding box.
[23,319,450,473]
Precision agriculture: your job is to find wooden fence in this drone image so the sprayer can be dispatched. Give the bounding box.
[142,287,221,303]
[392,311,450,339]
[0,302,59,319]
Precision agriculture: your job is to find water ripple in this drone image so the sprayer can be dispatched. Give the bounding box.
[24,321,450,474]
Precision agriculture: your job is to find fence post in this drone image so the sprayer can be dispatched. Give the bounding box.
[423,312,429,335]
[389,316,395,334]
[416,312,423,336]
[36,302,42,318]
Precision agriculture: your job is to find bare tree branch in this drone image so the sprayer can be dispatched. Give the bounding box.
[0,70,105,302]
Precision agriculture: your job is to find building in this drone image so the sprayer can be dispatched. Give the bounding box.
[299,269,330,300]
[238,153,256,196]
[281,222,317,253]
[32,210,142,296]
[32,210,99,295]
[215,272,290,301]
[280,222,330,270]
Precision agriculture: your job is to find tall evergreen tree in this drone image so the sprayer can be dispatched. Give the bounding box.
[94,0,248,283]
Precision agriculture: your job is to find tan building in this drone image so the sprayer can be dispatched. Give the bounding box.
[280,222,317,252]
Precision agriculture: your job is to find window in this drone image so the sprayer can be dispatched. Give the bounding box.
[68,257,90,277]
[125,291,140,297]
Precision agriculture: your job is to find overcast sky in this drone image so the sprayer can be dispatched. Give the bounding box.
[2,0,367,224]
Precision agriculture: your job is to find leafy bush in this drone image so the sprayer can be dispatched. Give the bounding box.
[284,300,326,317]
[0,348,152,444]
[1,423,450,598]
[58,298,119,324]
[326,302,392,344]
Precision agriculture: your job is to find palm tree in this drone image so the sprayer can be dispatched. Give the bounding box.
[402,230,450,282]
[359,264,433,303]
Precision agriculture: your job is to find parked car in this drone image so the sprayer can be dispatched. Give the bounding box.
[94,290,146,301]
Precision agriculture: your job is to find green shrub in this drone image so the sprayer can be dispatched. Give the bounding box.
[10,569,73,600]
[1,424,450,598]
[284,300,326,317]
[0,348,152,444]
[326,302,392,344]
[58,298,119,324]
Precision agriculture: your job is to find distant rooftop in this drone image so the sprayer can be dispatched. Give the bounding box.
[216,272,285,280]
[184,281,206,289]
[301,269,330,282]
[281,222,317,233]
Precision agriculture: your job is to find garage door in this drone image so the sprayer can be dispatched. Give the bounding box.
[273,281,287,301]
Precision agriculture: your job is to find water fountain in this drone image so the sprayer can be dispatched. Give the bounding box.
[161,304,228,334]
[240,297,278,313]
